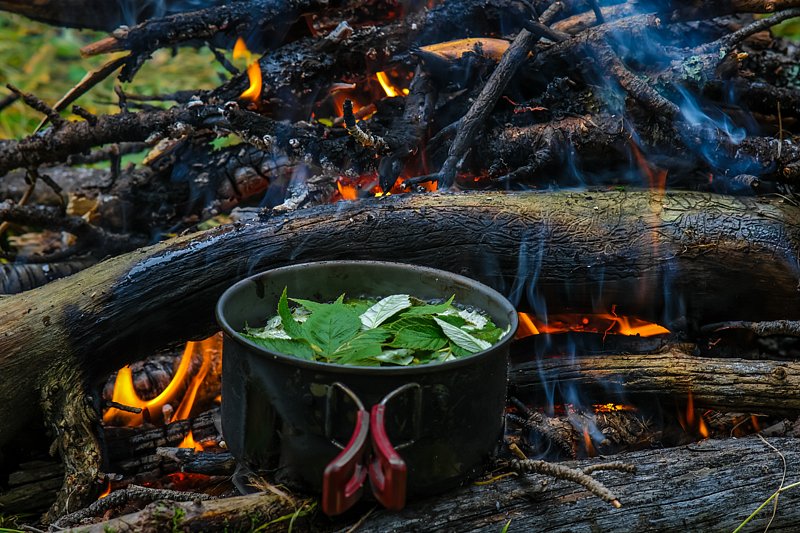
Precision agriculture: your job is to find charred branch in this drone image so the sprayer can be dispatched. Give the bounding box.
[80,0,325,57]
[0,0,230,31]
[0,105,222,177]
[510,349,800,415]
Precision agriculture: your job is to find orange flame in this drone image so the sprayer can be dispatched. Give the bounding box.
[679,390,710,439]
[98,480,111,499]
[103,333,222,427]
[376,71,408,97]
[178,430,204,452]
[233,37,262,103]
[583,427,596,457]
[593,403,637,413]
[630,141,667,191]
[516,311,669,339]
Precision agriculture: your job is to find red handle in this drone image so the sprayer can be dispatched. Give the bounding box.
[369,404,407,511]
[322,409,369,516]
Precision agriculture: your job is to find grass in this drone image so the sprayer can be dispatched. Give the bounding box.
[0,14,231,140]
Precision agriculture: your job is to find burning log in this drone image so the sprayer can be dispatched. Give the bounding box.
[510,349,800,415]
[2,189,800,450]
[0,188,796,519]
[63,436,800,532]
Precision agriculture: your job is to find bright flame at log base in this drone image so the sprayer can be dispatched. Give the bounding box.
[103,333,222,427]
[516,311,670,338]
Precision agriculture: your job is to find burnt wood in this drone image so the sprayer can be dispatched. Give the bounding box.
[1,190,799,451]
[511,349,800,415]
[65,436,800,532]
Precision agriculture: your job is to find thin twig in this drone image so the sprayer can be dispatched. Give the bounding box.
[5,84,65,128]
[53,484,216,528]
[757,434,787,533]
[510,458,625,508]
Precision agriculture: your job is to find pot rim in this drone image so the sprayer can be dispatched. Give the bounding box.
[216,260,519,375]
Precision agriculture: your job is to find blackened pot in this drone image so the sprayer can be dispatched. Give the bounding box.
[216,261,517,501]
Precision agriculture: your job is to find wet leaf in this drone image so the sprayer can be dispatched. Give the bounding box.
[242,334,315,360]
[360,294,411,328]
[434,317,492,353]
[301,300,361,356]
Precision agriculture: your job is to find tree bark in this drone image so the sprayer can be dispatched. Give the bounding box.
[1,190,799,449]
[510,349,800,415]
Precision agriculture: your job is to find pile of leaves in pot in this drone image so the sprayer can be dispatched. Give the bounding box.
[241,288,510,366]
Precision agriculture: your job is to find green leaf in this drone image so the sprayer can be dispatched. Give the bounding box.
[458,309,490,329]
[301,301,362,356]
[360,294,412,329]
[242,334,315,360]
[402,295,455,316]
[346,299,375,316]
[390,317,448,351]
[433,317,492,353]
[434,314,467,328]
[448,342,472,358]
[471,326,505,344]
[278,287,305,340]
[333,329,391,364]
[289,297,329,314]
[373,348,414,366]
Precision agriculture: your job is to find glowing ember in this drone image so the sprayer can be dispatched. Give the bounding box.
[178,430,204,452]
[98,480,111,499]
[233,37,262,103]
[516,309,669,339]
[103,333,222,427]
[419,37,510,61]
[594,403,637,413]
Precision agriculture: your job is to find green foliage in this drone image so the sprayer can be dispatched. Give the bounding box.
[242,290,509,366]
[0,14,227,140]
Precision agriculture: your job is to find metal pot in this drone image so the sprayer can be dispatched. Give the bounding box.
[216,261,517,515]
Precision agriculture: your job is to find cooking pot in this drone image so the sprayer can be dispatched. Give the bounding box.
[216,261,517,515]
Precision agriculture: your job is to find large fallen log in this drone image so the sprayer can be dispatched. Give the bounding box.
[68,436,800,532]
[2,190,800,450]
[510,349,800,415]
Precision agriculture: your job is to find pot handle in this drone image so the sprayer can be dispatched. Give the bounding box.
[322,384,370,516]
[369,402,407,510]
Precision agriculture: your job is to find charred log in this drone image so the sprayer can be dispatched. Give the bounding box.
[65,437,800,532]
[1,190,799,451]
[510,349,800,415]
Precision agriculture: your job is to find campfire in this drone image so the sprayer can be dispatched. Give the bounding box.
[2,0,800,531]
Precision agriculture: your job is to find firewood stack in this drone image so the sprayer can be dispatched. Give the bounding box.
[2,0,800,531]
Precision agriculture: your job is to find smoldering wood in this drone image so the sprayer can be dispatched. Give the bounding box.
[66,437,800,532]
[1,190,799,451]
[207,0,528,109]
[510,349,800,415]
[482,112,800,186]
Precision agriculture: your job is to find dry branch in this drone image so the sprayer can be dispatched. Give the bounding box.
[511,350,800,415]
